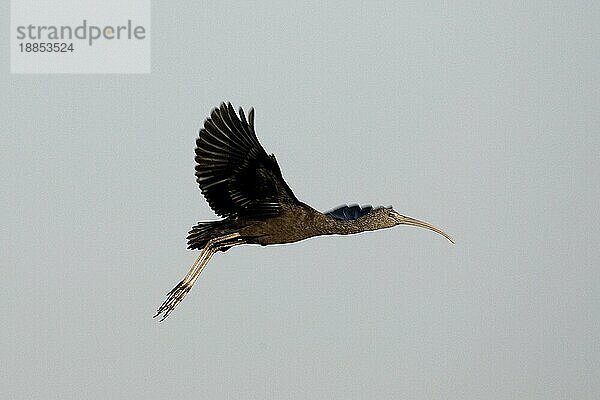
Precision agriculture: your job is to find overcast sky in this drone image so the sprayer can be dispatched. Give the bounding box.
[2,1,599,399]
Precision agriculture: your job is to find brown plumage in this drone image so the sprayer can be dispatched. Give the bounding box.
[154,102,453,321]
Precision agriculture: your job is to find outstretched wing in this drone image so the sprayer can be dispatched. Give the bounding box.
[195,102,297,218]
[326,204,373,220]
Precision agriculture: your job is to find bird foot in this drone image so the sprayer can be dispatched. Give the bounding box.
[154,280,192,321]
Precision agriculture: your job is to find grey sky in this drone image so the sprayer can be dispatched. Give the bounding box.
[2,1,599,399]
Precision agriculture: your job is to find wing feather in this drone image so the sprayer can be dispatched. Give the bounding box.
[326,204,374,220]
[195,102,297,218]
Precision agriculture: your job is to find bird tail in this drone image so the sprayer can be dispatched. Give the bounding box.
[186,220,239,251]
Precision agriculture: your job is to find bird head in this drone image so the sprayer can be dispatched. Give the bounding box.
[378,207,454,243]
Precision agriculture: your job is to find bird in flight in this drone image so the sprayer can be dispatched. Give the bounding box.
[154,102,453,321]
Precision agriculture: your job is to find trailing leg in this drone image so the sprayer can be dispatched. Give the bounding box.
[154,233,243,321]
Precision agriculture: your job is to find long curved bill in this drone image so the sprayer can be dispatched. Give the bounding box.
[399,215,454,244]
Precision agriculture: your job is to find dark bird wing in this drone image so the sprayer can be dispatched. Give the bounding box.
[326,204,373,220]
[195,102,297,218]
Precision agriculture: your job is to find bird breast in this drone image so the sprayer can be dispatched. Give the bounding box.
[239,206,329,246]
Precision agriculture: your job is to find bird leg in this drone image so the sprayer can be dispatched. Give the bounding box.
[153,250,212,321]
[154,233,242,321]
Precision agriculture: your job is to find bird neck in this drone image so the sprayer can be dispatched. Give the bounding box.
[316,212,389,236]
